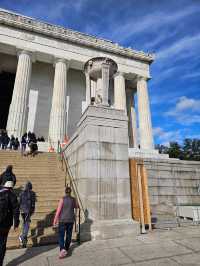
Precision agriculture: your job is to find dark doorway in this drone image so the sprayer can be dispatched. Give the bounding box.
[0,72,15,130]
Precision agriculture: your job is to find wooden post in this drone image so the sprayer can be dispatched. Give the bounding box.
[141,165,152,231]
[137,163,146,234]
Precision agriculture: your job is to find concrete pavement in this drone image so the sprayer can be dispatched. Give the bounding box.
[4,225,200,266]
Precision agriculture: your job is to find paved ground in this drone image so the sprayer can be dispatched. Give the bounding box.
[4,225,200,266]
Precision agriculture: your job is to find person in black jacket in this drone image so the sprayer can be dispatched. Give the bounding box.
[0,165,16,187]
[19,181,36,248]
[0,181,20,266]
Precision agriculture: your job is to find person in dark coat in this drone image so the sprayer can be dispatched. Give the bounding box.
[1,131,10,150]
[19,182,36,247]
[0,181,20,266]
[13,138,20,150]
[21,135,27,152]
[0,130,2,149]
[9,135,15,150]
[0,165,16,187]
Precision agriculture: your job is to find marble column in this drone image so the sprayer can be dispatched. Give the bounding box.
[101,62,110,106]
[127,90,138,148]
[85,72,91,106]
[137,76,154,150]
[114,72,127,113]
[96,78,102,103]
[7,50,33,137]
[91,79,97,98]
[48,59,69,145]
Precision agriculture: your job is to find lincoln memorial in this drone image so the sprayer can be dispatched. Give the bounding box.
[0,8,161,158]
[1,8,200,242]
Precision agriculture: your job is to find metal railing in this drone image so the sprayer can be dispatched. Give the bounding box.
[58,142,85,243]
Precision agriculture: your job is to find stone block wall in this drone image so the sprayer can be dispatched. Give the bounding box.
[64,105,140,240]
[144,159,200,219]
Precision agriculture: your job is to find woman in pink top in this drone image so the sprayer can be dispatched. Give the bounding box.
[53,187,78,259]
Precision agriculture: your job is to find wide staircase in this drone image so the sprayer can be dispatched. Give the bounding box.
[0,150,68,249]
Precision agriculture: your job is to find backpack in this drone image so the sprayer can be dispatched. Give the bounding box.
[20,190,35,214]
[0,188,9,224]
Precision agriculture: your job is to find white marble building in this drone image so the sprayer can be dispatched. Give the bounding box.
[0,9,158,157]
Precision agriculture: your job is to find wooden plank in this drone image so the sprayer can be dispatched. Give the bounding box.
[141,164,152,229]
[129,159,151,229]
[129,159,140,221]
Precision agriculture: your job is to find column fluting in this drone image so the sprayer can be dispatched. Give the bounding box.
[137,77,154,150]
[48,59,69,145]
[127,90,138,148]
[114,72,127,113]
[101,62,110,106]
[6,50,33,138]
[85,72,91,106]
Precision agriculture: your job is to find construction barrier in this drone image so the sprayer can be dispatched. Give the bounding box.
[129,159,151,232]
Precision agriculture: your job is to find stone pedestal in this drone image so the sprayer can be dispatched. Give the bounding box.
[7,50,32,137]
[48,59,69,146]
[65,106,139,240]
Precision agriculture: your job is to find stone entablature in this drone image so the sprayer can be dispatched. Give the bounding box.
[0,9,154,63]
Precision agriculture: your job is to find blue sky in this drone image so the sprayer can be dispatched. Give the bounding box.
[0,0,199,145]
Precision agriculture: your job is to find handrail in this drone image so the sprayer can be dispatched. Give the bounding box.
[62,151,85,217]
[57,142,86,237]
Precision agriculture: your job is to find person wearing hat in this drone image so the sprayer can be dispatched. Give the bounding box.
[53,186,79,259]
[0,181,20,266]
[0,165,16,187]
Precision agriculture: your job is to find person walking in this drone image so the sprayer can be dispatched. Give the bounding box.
[13,138,20,150]
[19,181,36,248]
[21,134,27,153]
[9,135,15,150]
[0,181,20,266]
[1,131,10,150]
[0,165,16,187]
[53,186,79,259]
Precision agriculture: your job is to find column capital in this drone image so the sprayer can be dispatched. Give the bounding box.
[136,75,149,82]
[16,48,36,62]
[54,58,70,68]
[101,61,110,68]
[113,71,125,78]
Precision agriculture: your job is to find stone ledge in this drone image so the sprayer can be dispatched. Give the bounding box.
[129,148,169,159]
[0,9,154,62]
[80,219,140,241]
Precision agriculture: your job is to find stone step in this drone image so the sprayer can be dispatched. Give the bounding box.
[7,229,78,249]
[0,150,75,249]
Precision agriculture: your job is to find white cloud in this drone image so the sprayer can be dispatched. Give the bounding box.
[182,72,200,79]
[157,34,200,60]
[165,96,200,125]
[153,127,181,145]
[169,96,200,112]
[109,5,200,43]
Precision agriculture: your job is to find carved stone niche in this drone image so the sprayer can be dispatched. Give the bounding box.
[84,57,118,105]
[84,57,118,80]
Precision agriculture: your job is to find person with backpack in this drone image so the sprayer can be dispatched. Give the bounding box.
[0,180,20,266]
[19,181,36,248]
[53,186,79,259]
[0,165,16,187]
